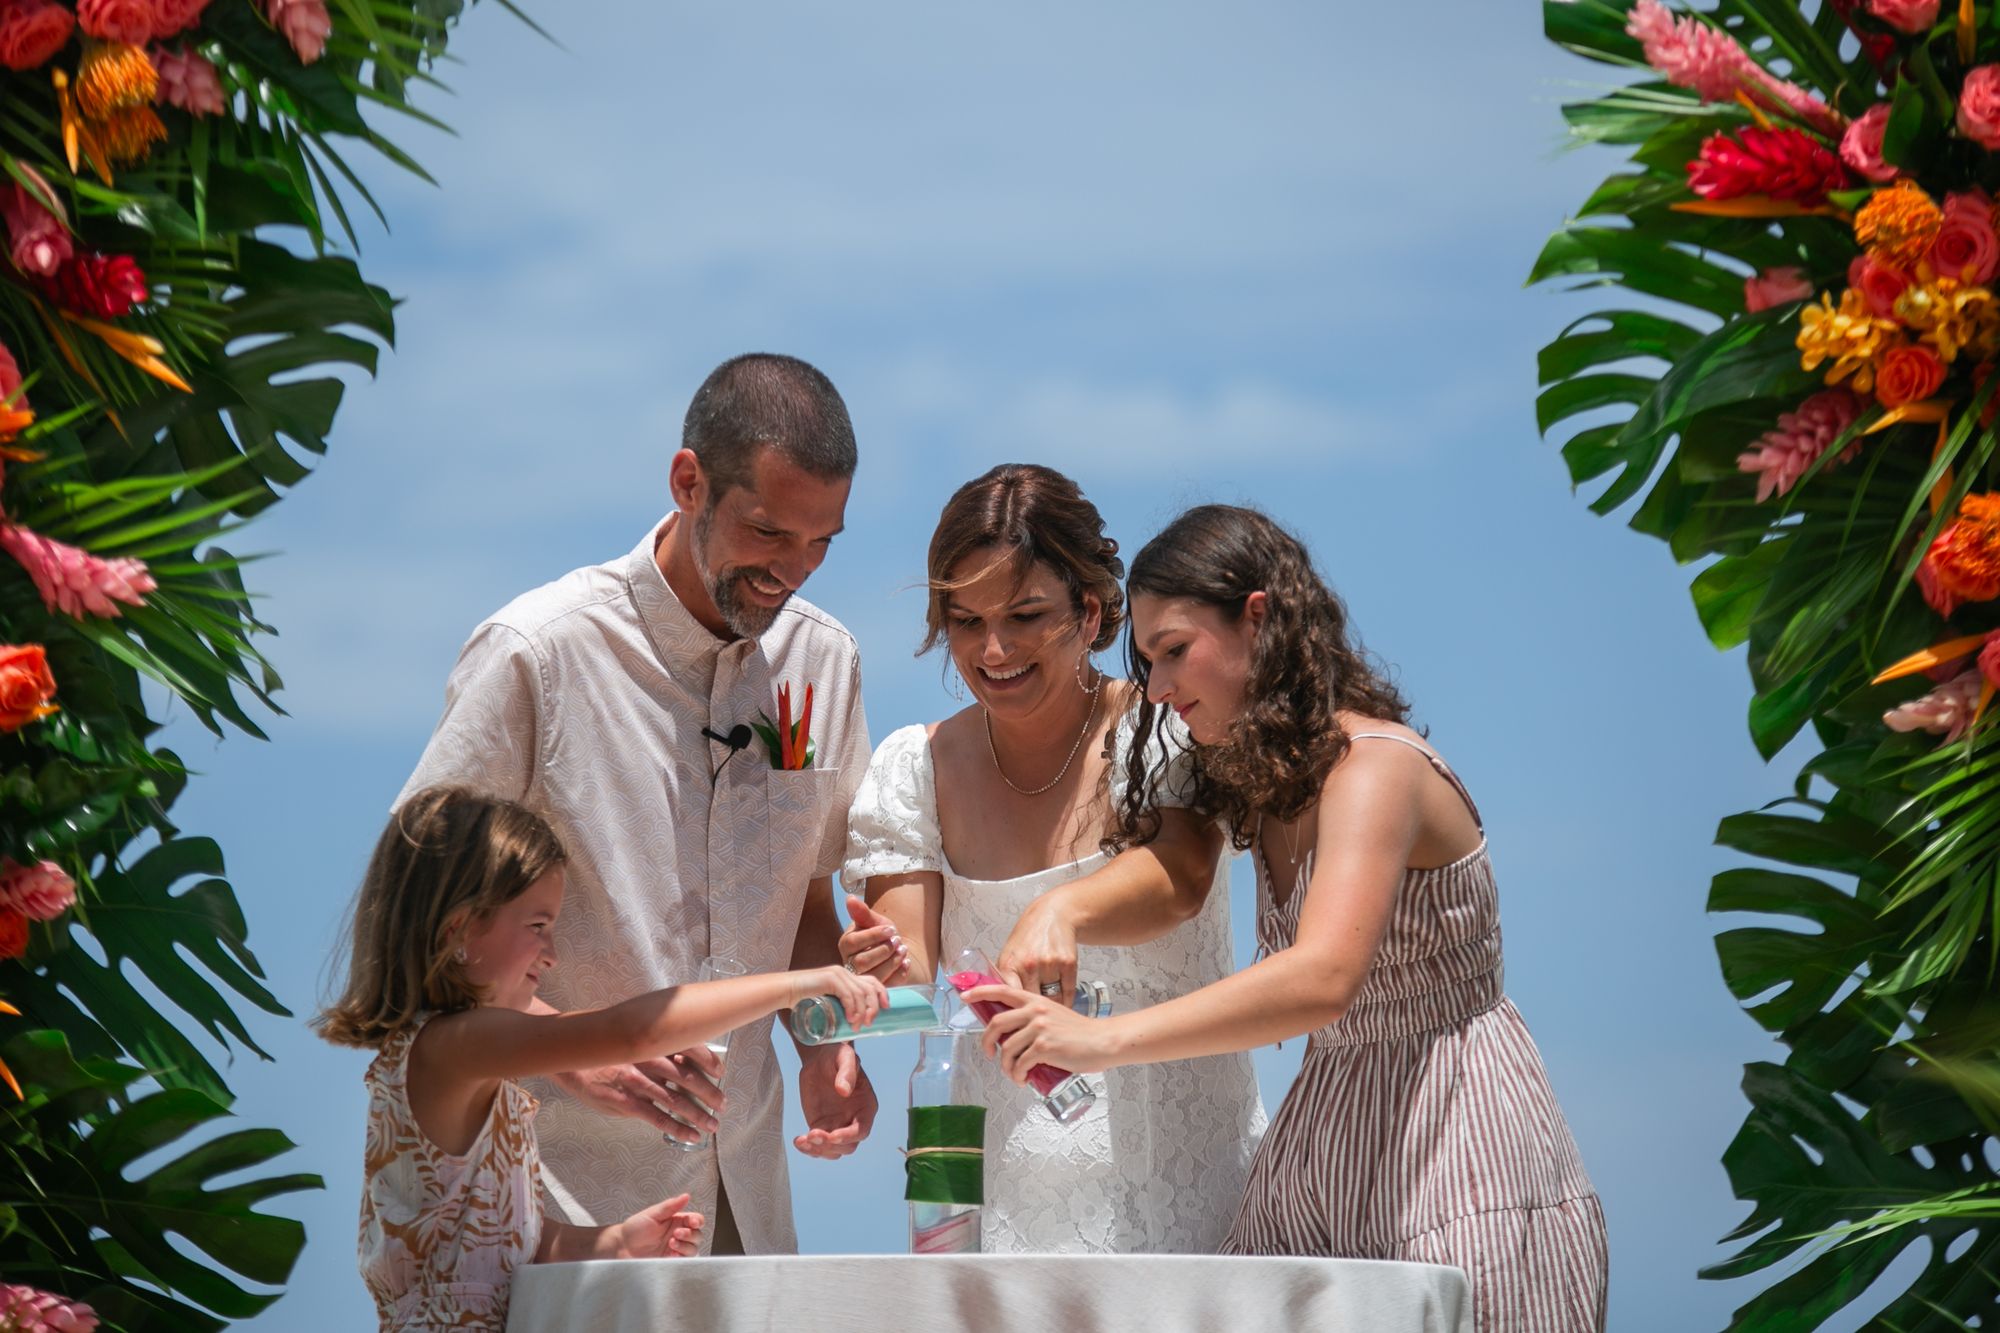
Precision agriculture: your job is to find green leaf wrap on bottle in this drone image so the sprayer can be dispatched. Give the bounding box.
[904,1105,984,1206]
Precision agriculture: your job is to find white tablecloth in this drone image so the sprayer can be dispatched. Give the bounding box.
[506,1254,1472,1332]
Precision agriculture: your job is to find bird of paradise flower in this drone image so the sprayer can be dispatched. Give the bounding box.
[0,999,20,1099]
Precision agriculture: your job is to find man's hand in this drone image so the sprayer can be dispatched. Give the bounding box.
[550,1045,726,1144]
[793,1041,877,1159]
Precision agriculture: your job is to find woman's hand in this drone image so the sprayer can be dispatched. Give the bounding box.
[995,894,1078,1000]
[608,1192,706,1258]
[838,894,910,983]
[963,984,1121,1079]
[795,964,891,1030]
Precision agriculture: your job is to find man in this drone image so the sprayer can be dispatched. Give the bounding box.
[398,353,876,1253]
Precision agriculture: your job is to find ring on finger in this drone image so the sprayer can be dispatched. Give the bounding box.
[1039,981,1063,999]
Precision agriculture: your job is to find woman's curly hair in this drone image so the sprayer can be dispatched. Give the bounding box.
[1113,505,1411,852]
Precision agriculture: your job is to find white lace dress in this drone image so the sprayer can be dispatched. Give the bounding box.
[842,716,1266,1254]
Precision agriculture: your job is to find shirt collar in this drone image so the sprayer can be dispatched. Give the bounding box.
[623,513,749,679]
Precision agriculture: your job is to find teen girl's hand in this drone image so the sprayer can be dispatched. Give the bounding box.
[995,894,1079,1000]
[609,1192,706,1258]
[963,984,1122,1079]
[837,895,910,982]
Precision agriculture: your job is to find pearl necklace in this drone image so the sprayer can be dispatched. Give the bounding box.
[984,671,1104,796]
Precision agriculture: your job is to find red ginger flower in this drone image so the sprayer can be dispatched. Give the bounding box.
[1738,389,1865,502]
[1688,128,1851,205]
[44,251,147,317]
[0,858,74,921]
[0,1283,99,1332]
[152,43,222,115]
[0,524,155,619]
[0,0,75,71]
[265,0,328,63]
[1918,492,2000,617]
[0,910,24,959]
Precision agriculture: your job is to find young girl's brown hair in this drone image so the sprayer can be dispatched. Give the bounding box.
[315,787,566,1049]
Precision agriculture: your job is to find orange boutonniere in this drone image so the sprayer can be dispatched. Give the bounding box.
[755,681,816,769]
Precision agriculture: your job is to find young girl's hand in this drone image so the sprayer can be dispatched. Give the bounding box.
[609,1192,706,1259]
[800,965,889,1030]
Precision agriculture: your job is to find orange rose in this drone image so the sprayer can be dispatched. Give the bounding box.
[0,644,56,731]
[0,909,25,960]
[1875,344,1947,407]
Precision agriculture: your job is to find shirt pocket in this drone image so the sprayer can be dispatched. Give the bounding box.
[765,767,836,886]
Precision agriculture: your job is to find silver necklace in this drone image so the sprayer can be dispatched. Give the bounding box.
[985,671,1103,796]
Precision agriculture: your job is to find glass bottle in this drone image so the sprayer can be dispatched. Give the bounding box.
[942,946,1096,1123]
[907,1023,983,1254]
[793,979,1112,1045]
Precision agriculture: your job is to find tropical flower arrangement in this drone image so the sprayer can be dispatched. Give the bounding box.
[0,0,500,1326]
[1537,1,2000,1325]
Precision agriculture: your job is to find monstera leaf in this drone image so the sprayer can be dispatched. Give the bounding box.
[0,1030,319,1331]
[6,834,287,1103]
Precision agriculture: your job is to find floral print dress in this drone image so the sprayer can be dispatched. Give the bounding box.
[359,1016,544,1333]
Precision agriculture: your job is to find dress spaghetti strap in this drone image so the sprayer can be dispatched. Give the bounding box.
[1346,732,1484,832]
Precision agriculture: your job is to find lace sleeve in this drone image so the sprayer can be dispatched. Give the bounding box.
[840,724,944,890]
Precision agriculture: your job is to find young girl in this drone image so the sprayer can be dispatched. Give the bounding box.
[316,787,886,1332]
[969,506,1607,1331]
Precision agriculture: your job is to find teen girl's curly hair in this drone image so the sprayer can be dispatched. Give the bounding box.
[1112,505,1410,852]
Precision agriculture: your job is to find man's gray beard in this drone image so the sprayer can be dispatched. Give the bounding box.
[692,505,785,639]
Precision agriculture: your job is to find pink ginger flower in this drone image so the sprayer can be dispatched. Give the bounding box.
[0,169,71,279]
[151,44,223,115]
[1737,388,1866,502]
[1626,0,1844,136]
[1745,265,1815,311]
[0,858,74,921]
[0,524,155,619]
[0,1284,99,1333]
[264,0,328,63]
[1885,667,1987,741]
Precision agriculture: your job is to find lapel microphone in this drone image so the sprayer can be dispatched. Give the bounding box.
[703,723,755,788]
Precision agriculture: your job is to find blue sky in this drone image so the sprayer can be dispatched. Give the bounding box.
[135,2,1911,1328]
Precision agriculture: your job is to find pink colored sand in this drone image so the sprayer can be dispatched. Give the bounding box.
[948,970,1073,1097]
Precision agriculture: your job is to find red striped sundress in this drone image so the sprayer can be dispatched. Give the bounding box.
[1220,733,1608,1333]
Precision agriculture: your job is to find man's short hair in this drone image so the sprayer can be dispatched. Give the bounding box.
[682,353,857,499]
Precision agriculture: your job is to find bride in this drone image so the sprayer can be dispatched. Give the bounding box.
[839,463,1264,1253]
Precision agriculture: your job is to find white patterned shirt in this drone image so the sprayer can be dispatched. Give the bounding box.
[397,514,869,1251]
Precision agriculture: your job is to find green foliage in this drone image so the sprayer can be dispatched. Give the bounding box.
[1535,1,2000,1326]
[0,1,498,1325]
